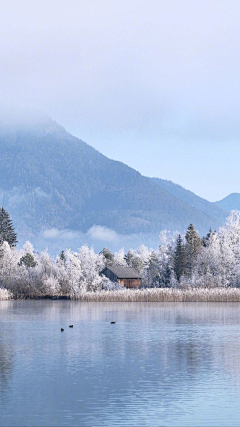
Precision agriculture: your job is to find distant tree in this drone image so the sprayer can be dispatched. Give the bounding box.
[124,250,133,265]
[114,248,127,266]
[201,228,216,247]
[125,250,144,272]
[19,253,37,268]
[58,250,66,265]
[173,234,186,281]
[147,251,161,287]
[100,247,114,264]
[125,250,134,265]
[185,224,201,275]
[162,264,172,287]
[125,246,150,274]
[158,230,175,287]
[0,208,18,247]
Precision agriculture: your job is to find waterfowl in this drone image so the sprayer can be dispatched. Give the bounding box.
[69,325,73,328]
[110,321,116,324]
[61,328,64,331]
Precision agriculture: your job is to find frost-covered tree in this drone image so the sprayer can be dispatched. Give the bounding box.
[192,231,223,287]
[78,245,104,292]
[218,211,240,287]
[125,245,150,273]
[157,230,175,287]
[114,248,127,266]
[187,212,240,288]
[201,228,216,247]
[2,212,240,298]
[42,276,60,296]
[125,249,143,271]
[0,242,20,288]
[144,251,159,287]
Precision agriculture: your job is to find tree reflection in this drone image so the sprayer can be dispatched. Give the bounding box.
[0,334,14,401]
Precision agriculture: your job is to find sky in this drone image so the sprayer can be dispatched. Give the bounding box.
[1,0,240,201]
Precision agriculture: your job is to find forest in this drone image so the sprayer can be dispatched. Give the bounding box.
[1,207,240,300]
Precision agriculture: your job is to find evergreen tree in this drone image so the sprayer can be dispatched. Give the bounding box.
[162,264,172,287]
[100,247,114,264]
[185,223,201,275]
[124,249,145,272]
[19,253,37,268]
[201,228,216,247]
[0,207,18,247]
[59,250,66,265]
[173,234,186,281]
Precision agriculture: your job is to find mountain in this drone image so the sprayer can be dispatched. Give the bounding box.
[150,178,227,225]
[215,193,240,211]
[0,113,227,250]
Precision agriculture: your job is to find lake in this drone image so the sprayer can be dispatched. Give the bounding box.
[0,301,240,426]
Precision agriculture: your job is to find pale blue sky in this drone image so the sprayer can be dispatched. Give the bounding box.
[1,0,240,201]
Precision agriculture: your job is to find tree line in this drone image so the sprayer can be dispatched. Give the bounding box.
[1,207,240,298]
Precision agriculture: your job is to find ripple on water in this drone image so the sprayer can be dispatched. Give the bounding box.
[0,301,240,426]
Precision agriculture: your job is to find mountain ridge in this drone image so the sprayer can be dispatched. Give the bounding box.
[215,193,240,211]
[150,177,227,224]
[0,113,228,250]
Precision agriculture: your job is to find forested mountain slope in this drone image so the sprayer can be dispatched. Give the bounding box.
[150,177,227,225]
[215,193,240,212]
[0,114,227,247]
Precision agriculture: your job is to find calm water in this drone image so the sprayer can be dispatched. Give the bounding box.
[0,301,240,426]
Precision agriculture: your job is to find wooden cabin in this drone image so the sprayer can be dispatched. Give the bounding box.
[101,266,142,288]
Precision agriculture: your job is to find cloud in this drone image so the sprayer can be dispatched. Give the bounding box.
[42,228,80,240]
[86,225,119,243]
[27,225,160,254]
[43,228,60,239]
[1,0,240,201]
[42,225,119,243]
[0,186,50,208]
[34,187,50,198]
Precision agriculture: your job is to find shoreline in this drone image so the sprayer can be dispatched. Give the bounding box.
[2,288,240,302]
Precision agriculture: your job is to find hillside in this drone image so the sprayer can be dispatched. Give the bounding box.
[150,178,227,225]
[215,193,240,212]
[0,113,227,250]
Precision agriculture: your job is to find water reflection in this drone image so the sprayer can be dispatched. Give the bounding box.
[0,301,240,426]
[0,340,14,400]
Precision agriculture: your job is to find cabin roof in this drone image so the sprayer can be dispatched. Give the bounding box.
[101,265,142,279]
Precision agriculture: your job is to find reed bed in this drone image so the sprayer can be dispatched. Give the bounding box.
[2,287,240,302]
[74,287,240,302]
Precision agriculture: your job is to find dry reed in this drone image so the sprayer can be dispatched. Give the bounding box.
[2,287,240,302]
[73,287,240,302]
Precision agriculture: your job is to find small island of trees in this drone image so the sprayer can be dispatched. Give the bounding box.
[1,207,240,301]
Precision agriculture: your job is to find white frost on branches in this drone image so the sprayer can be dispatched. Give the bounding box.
[1,212,240,298]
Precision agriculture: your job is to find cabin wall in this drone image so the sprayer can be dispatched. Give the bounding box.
[118,279,142,288]
[102,269,142,288]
